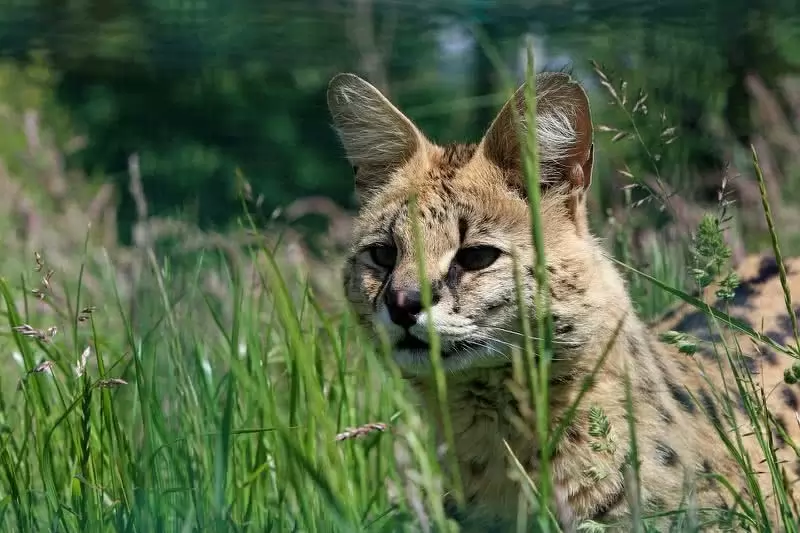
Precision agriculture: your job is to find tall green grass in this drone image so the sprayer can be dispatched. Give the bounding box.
[1,54,799,533]
[0,234,462,532]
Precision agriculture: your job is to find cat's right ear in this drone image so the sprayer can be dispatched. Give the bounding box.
[327,73,428,204]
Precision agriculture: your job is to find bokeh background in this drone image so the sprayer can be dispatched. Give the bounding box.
[1,4,800,531]
[0,0,799,315]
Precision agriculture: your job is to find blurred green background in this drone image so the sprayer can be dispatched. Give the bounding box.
[0,0,798,263]
[0,4,799,531]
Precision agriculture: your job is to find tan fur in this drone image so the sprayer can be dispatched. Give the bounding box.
[328,72,800,531]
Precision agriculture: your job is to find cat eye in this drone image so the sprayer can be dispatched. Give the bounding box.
[455,246,502,271]
[368,245,397,269]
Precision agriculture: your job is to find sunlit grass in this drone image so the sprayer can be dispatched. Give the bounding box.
[1,157,799,532]
[1,58,799,533]
[0,234,459,532]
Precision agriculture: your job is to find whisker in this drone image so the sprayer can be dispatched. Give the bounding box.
[482,326,582,348]
[471,332,574,362]
[467,339,512,360]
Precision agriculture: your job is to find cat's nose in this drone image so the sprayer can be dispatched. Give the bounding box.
[384,287,440,328]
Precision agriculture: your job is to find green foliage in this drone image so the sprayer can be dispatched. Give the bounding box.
[690,213,734,290]
[1,1,798,248]
[587,406,615,454]
[0,244,460,533]
[2,199,798,531]
[0,3,799,531]
[659,330,700,356]
[0,55,73,180]
[0,1,461,242]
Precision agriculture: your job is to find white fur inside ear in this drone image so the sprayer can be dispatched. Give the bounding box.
[535,90,581,167]
[327,73,421,167]
[482,72,593,187]
[528,77,589,184]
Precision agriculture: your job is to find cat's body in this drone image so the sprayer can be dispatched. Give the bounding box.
[327,71,800,531]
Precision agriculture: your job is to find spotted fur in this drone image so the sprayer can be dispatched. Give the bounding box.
[327,71,800,531]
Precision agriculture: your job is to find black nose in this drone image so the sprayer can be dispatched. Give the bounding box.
[384,287,439,328]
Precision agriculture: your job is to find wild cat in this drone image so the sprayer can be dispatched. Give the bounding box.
[327,70,800,531]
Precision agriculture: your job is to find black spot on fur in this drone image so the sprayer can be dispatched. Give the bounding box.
[731,312,756,329]
[469,458,488,476]
[739,355,760,375]
[734,391,747,415]
[636,366,658,399]
[655,441,680,467]
[647,496,667,511]
[701,458,714,475]
[659,307,678,322]
[765,329,790,345]
[561,278,585,295]
[724,280,758,308]
[656,404,675,425]
[667,380,696,414]
[565,424,584,444]
[717,257,777,309]
[750,256,781,286]
[551,372,577,385]
[760,347,780,365]
[628,335,647,359]
[590,487,627,522]
[671,311,724,345]
[781,386,799,410]
[670,311,705,333]
[776,307,800,338]
[774,415,788,449]
[699,388,721,427]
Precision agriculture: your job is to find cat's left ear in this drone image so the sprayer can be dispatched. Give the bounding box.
[479,72,594,195]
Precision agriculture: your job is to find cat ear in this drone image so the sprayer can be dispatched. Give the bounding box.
[480,72,594,195]
[327,73,429,204]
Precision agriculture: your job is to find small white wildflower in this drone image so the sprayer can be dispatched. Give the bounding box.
[75,346,91,377]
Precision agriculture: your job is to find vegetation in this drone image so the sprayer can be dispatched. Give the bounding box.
[0,1,799,244]
[0,1,799,531]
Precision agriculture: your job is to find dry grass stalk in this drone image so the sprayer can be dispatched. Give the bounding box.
[12,323,57,342]
[335,422,388,442]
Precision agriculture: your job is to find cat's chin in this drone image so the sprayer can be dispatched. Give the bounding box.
[391,341,512,376]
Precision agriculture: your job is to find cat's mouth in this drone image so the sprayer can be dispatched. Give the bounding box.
[396,334,431,352]
[395,333,478,358]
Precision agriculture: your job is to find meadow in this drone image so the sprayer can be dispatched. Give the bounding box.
[1,56,800,533]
